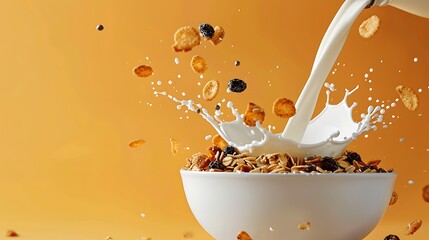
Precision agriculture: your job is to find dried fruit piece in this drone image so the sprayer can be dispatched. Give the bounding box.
[384,235,400,240]
[199,23,215,39]
[212,134,228,149]
[346,151,362,164]
[243,102,265,127]
[210,26,225,45]
[190,55,208,74]
[170,138,180,156]
[423,184,429,202]
[228,79,247,93]
[207,146,222,161]
[359,15,380,39]
[272,97,296,118]
[389,191,398,205]
[223,145,238,156]
[236,231,253,240]
[405,219,422,235]
[133,65,153,78]
[129,139,146,148]
[209,160,225,170]
[396,85,419,111]
[96,24,104,31]
[172,26,201,52]
[235,60,241,66]
[321,157,339,172]
[298,222,311,230]
[6,230,18,237]
[202,80,219,101]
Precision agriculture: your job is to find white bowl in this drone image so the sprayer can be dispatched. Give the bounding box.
[180,170,396,240]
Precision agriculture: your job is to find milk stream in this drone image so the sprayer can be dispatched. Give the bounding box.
[155,0,390,157]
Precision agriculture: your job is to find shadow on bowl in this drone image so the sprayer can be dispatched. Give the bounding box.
[181,169,396,240]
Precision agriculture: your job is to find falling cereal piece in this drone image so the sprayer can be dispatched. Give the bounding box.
[389,191,398,205]
[6,230,18,237]
[183,231,194,238]
[172,26,201,52]
[129,139,146,148]
[405,219,422,235]
[243,102,265,127]
[384,234,400,240]
[273,97,296,118]
[202,80,220,101]
[212,134,229,149]
[133,65,154,78]
[298,222,311,231]
[190,55,208,74]
[236,231,253,240]
[359,15,380,39]
[423,184,429,202]
[170,138,180,156]
[210,26,225,45]
[395,85,419,111]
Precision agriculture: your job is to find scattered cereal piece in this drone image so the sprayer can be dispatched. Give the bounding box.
[183,231,194,238]
[384,234,400,240]
[396,85,419,111]
[172,26,201,52]
[389,191,398,205]
[202,80,220,101]
[6,230,18,237]
[133,65,154,78]
[190,55,208,74]
[170,138,180,156]
[272,97,296,118]
[359,15,380,39]
[199,23,215,39]
[96,24,104,31]
[243,102,265,127]
[236,231,253,240]
[228,79,247,93]
[210,26,225,45]
[128,139,146,148]
[405,219,422,235]
[212,134,229,149]
[423,184,429,202]
[298,222,311,230]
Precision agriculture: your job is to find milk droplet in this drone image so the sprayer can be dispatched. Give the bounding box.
[380,60,383,63]
[157,80,162,85]
[413,57,418,62]
[399,137,405,143]
[168,80,173,85]
[368,80,372,83]
[369,68,374,72]
[276,65,279,69]
[174,57,180,64]
[269,227,274,232]
[368,97,372,101]
[391,103,396,107]
[364,73,369,78]
[181,92,186,96]
[364,134,369,138]
[408,180,415,185]
[418,88,422,93]
[177,74,181,78]
[395,98,399,102]
[350,74,354,77]
[145,56,149,60]
[369,88,372,91]
[140,213,146,218]
[197,82,201,86]
[200,74,204,79]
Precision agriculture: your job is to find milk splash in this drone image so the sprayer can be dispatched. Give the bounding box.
[155,85,384,158]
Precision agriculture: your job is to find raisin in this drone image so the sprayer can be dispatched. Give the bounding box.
[208,146,222,161]
[235,60,241,66]
[198,23,215,39]
[209,160,225,170]
[228,79,247,93]
[384,234,400,240]
[360,165,371,172]
[321,157,339,172]
[96,24,104,31]
[215,104,221,110]
[306,164,317,172]
[346,151,362,164]
[223,145,238,156]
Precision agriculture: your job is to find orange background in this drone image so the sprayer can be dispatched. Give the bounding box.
[0,0,428,239]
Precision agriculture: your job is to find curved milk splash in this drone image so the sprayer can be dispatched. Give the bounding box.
[155,86,384,158]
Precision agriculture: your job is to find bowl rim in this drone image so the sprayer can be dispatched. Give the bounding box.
[180,168,397,177]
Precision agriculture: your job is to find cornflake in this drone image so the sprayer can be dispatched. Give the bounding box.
[6,230,18,237]
[236,231,253,240]
[202,80,220,101]
[273,97,296,118]
[298,222,311,230]
[190,55,208,74]
[210,26,225,45]
[133,65,154,78]
[243,102,265,127]
[212,134,228,149]
[389,191,398,205]
[359,15,380,39]
[128,139,146,148]
[170,138,180,156]
[405,219,422,235]
[396,85,419,111]
[172,26,201,52]
[423,184,429,202]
